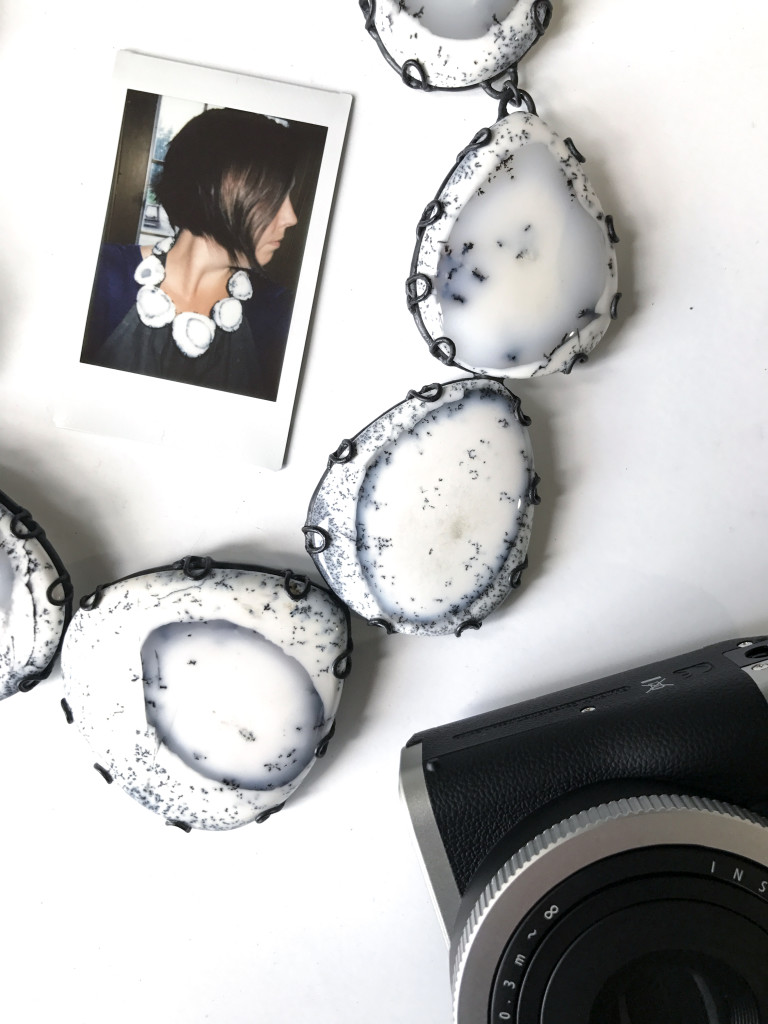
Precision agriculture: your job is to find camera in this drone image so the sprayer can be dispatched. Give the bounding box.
[400,636,768,1023]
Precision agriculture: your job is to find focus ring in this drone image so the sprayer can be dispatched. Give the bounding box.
[452,793,768,1023]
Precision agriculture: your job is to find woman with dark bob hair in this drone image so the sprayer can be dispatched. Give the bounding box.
[82,108,300,402]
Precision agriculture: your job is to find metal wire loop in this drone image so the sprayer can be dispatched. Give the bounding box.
[498,87,537,120]
[534,0,553,33]
[605,214,620,244]
[369,617,394,634]
[283,571,311,602]
[456,618,482,637]
[18,676,40,693]
[456,126,493,163]
[482,65,519,101]
[80,585,105,611]
[510,556,529,589]
[428,337,457,366]
[510,393,531,427]
[166,819,192,833]
[564,137,586,163]
[61,698,74,724]
[407,382,444,403]
[527,472,542,506]
[256,802,285,824]
[358,0,374,30]
[406,273,432,309]
[333,650,353,680]
[315,720,337,759]
[329,438,356,466]
[94,763,113,784]
[180,555,213,581]
[46,573,73,607]
[302,525,331,555]
[401,58,433,91]
[10,510,44,540]
[563,351,589,374]
[417,200,444,232]
[610,292,622,320]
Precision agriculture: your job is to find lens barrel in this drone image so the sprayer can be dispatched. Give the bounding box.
[453,795,768,1023]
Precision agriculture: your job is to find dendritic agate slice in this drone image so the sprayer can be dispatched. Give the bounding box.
[0,488,72,699]
[410,112,619,378]
[61,559,352,831]
[362,0,551,90]
[304,378,538,637]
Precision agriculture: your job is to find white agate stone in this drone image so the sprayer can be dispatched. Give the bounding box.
[152,234,175,256]
[136,284,175,328]
[228,269,253,301]
[133,253,165,288]
[305,378,536,636]
[212,296,243,332]
[61,562,351,831]
[366,0,549,89]
[414,112,618,377]
[0,492,70,699]
[172,310,216,357]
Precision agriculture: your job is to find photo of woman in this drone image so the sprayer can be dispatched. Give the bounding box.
[81,101,327,403]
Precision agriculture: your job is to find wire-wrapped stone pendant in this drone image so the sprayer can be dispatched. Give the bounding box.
[0,488,72,698]
[61,557,352,831]
[304,377,538,637]
[360,0,552,90]
[408,109,620,377]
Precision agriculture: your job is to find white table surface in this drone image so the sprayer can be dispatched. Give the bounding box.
[1,2,767,1022]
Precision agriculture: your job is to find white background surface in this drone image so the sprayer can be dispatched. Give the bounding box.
[0,3,767,1022]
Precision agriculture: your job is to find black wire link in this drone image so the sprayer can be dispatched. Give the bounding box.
[256,802,285,824]
[605,215,620,244]
[47,573,73,607]
[510,556,529,589]
[179,555,213,581]
[456,618,482,637]
[283,571,311,602]
[611,292,622,320]
[428,338,457,366]
[166,819,192,833]
[80,585,105,611]
[61,698,74,724]
[369,617,394,634]
[302,525,331,555]
[407,382,444,403]
[563,351,589,374]
[94,763,113,784]
[564,137,586,163]
[315,720,337,759]
[328,438,356,466]
[10,509,44,540]
[405,273,432,309]
[527,472,542,507]
[332,648,353,679]
[417,200,445,233]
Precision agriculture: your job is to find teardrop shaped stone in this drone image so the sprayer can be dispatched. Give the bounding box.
[305,377,537,636]
[364,0,549,89]
[61,561,351,830]
[412,112,618,377]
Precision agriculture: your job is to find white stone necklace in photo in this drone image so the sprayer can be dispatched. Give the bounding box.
[133,233,254,358]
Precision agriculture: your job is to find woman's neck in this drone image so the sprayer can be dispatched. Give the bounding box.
[155,230,239,316]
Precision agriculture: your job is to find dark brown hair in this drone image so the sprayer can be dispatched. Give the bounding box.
[156,108,298,268]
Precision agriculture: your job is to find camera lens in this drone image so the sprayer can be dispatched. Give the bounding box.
[452,795,768,1024]
[590,952,759,1024]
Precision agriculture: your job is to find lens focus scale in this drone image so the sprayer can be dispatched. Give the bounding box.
[451,794,768,1024]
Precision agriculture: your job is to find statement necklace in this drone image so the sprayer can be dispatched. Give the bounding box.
[132,233,254,358]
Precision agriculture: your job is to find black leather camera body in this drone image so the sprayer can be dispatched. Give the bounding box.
[400,636,768,1023]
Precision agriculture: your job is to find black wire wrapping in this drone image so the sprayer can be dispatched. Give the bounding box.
[283,570,312,601]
